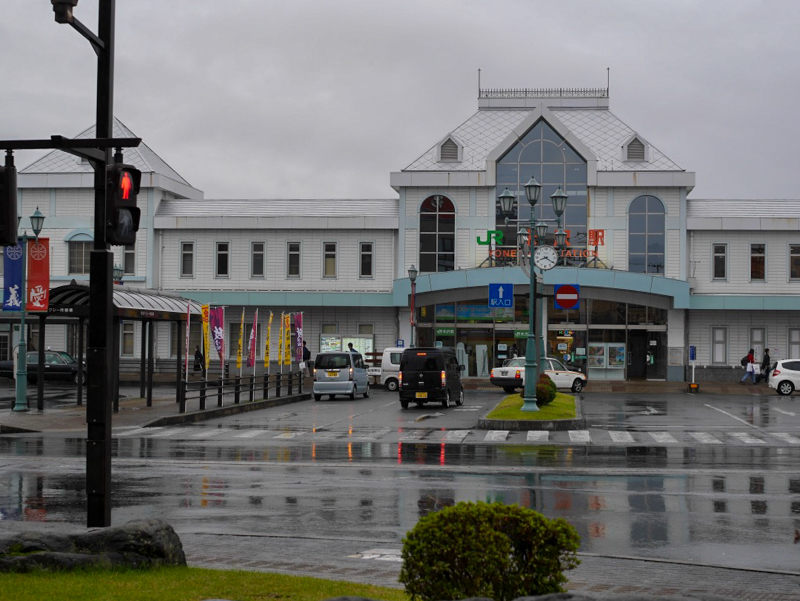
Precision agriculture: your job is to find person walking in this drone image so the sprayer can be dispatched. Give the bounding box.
[194,345,205,378]
[759,348,772,384]
[302,340,311,376]
[741,348,757,385]
[347,342,356,353]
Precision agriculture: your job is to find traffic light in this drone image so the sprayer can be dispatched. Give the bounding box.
[106,163,141,246]
[0,153,18,246]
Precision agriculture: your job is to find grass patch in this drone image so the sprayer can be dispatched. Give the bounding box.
[485,391,575,420]
[0,566,408,601]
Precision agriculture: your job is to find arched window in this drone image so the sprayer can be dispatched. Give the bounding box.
[628,195,665,274]
[419,195,455,272]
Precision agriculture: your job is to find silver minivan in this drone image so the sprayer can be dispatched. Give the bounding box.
[313,352,370,401]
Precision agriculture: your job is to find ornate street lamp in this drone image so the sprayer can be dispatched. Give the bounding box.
[408,265,418,348]
[112,264,124,284]
[13,207,45,412]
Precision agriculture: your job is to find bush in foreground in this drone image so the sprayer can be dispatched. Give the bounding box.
[399,501,580,601]
[536,374,557,406]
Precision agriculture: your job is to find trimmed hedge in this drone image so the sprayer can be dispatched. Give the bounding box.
[399,501,581,601]
[536,374,557,406]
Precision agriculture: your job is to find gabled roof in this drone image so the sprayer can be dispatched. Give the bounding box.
[404,106,683,173]
[20,118,192,187]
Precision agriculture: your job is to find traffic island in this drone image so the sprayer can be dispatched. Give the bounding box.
[478,393,586,431]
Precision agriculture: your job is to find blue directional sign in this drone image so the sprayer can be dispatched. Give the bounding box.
[488,283,514,308]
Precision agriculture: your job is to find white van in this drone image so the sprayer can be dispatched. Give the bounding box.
[370,347,404,391]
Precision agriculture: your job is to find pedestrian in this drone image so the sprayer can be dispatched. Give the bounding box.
[759,348,772,384]
[510,343,518,359]
[741,348,757,385]
[302,340,311,376]
[194,345,205,378]
[347,342,355,353]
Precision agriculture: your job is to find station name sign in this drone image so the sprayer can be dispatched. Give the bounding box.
[477,229,605,260]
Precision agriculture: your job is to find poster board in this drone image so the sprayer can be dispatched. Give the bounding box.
[319,335,341,353]
[342,336,374,356]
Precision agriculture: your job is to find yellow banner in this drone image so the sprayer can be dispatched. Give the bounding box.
[264,311,273,368]
[201,304,210,371]
[236,308,244,369]
[283,313,292,366]
[278,312,284,366]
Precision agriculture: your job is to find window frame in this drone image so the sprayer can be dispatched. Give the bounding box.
[68,240,93,275]
[788,328,800,360]
[123,243,135,275]
[322,241,337,279]
[215,241,230,278]
[287,241,301,279]
[251,241,265,278]
[180,241,195,278]
[711,326,728,365]
[712,242,727,281]
[418,194,456,273]
[121,321,135,357]
[627,195,666,275]
[750,242,766,282]
[789,243,800,281]
[359,241,374,279]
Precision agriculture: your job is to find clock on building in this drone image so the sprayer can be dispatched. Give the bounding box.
[533,245,559,270]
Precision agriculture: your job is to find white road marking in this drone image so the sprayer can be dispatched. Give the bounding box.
[399,430,426,441]
[233,430,264,438]
[484,430,509,442]
[274,431,303,439]
[773,408,797,417]
[148,428,193,438]
[115,427,162,437]
[568,430,591,443]
[729,432,765,444]
[189,429,229,439]
[608,431,635,443]
[444,430,470,442]
[527,431,549,442]
[770,432,800,444]
[649,432,678,444]
[704,404,759,428]
[688,432,723,444]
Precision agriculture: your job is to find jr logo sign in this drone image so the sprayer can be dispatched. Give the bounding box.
[477,230,504,245]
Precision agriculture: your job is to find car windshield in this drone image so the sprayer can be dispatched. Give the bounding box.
[315,354,350,369]
[58,352,76,363]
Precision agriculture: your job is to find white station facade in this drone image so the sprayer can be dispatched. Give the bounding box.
[4,85,799,383]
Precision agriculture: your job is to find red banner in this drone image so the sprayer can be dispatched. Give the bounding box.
[26,237,49,312]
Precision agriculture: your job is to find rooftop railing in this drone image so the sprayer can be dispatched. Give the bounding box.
[479,87,609,99]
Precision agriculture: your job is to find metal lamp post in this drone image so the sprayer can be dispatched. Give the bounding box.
[13,207,45,412]
[408,265,418,348]
[112,264,124,284]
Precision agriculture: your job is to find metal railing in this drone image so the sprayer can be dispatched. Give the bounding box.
[177,370,304,414]
[479,87,609,99]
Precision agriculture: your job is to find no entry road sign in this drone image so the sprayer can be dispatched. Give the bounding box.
[554,284,580,310]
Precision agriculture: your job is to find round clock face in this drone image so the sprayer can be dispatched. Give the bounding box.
[533,245,559,270]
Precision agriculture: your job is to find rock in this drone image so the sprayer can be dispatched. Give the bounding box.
[0,518,186,572]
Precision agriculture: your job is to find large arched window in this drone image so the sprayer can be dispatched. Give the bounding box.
[628,195,665,274]
[419,195,455,272]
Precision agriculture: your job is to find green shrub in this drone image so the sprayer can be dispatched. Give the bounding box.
[399,501,580,601]
[535,381,556,406]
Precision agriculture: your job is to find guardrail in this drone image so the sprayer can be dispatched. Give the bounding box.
[177,371,303,414]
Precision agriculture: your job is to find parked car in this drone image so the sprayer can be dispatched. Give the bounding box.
[312,351,370,400]
[0,350,86,384]
[490,356,587,393]
[370,347,403,391]
[398,347,464,409]
[768,359,799,395]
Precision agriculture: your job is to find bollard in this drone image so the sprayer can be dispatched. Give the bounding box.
[217,378,223,407]
[276,373,281,397]
[200,379,207,410]
[234,376,241,405]
[288,372,293,395]
[179,379,187,414]
[263,373,269,400]
[249,375,255,402]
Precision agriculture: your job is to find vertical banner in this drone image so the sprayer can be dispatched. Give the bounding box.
[295,313,303,363]
[278,312,285,367]
[184,303,191,380]
[283,312,292,366]
[264,311,273,368]
[209,307,225,367]
[247,309,258,368]
[236,308,245,372]
[201,304,210,373]
[3,242,23,311]
[26,237,49,312]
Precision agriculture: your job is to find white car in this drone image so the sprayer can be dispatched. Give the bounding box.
[768,359,800,395]
[490,356,587,393]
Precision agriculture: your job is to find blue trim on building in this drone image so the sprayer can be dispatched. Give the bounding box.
[174,290,396,307]
[689,295,800,310]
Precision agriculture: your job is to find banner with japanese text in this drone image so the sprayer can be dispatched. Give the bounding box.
[295,313,303,363]
[247,309,258,368]
[283,312,292,366]
[264,311,272,368]
[2,242,23,311]
[236,308,244,370]
[209,307,225,366]
[26,237,49,312]
[278,312,284,366]
[201,304,210,371]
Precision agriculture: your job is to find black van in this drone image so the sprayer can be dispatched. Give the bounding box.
[398,347,464,409]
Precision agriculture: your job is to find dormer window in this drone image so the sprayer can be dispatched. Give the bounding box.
[437,135,462,163]
[624,135,647,162]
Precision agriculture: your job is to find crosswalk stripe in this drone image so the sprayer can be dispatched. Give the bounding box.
[116,427,162,437]
[399,430,427,441]
[444,430,470,442]
[568,430,591,443]
[729,432,765,444]
[234,430,264,438]
[274,431,303,439]
[608,431,635,443]
[771,432,800,444]
[527,431,549,442]
[484,430,509,442]
[189,429,229,439]
[649,432,678,444]
[149,427,192,438]
[689,432,723,444]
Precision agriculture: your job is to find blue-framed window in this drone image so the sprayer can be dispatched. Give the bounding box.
[628,195,665,274]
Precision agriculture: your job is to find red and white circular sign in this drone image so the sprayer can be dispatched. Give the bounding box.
[554,284,579,310]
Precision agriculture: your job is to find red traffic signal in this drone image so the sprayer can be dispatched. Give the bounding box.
[106,163,142,246]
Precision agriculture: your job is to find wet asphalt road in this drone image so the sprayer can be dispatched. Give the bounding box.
[2,387,800,578]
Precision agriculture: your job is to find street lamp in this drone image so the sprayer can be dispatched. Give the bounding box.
[13,207,45,412]
[408,265,418,348]
[112,264,124,284]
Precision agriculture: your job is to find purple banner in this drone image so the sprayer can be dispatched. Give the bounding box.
[209,307,225,364]
[3,242,23,311]
[295,313,303,363]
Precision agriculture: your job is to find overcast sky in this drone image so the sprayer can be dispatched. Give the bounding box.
[2,0,799,201]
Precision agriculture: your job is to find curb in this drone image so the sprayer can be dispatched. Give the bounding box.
[0,424,40,434]
[477,394,586,431]
[143,393,311,427]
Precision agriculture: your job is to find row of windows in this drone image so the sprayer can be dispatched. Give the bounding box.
[179,241,375,280]
[66,242,135,275]
[709,327,800,365]
[712,243,800,281]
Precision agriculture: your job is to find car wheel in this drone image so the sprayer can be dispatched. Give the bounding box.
[350,387,356,400]
[363,383,370,398]
[386,378,398,392]
[456,388,464,406]
[442,390,450,409]
[502,386,516,393]
[400,399,409,409]
[777,380,794,396]
[73,371,86,386]
[571,379,584,393]
[314,394,322,401]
